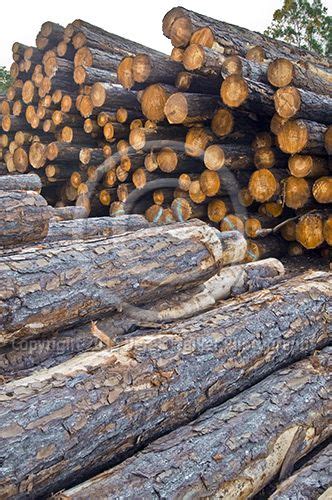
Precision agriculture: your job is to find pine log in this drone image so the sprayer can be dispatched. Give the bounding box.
[90,82,139,111]
[139,83,177,122]
[73,65,118,85]
[0,224,245,344]
[164,91,220,124]
[274,86,332,124]
[52,206,89,221]
[175,71,221,94]
[74,47,123,71]
[162,6,331,69]
[220,75,275,114]
[244,235,288,261]
[0,190,51,247]
[312,177,332,204]
[60,348,331,500]
[182,44,226,74]
[269,443,331,500]
[118,53,182,89]
[0,270,330,497]
[288,155,329,178]
[277,120,328,155]
[0,173,41,192]
[69,19,164,58]
[221,54,332,96]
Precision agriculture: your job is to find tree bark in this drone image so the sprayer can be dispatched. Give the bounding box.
[274,86,332,124]
[73,65,118,85]
[269,443,332,500]
[164,91,220,124]
[51,206,89,221]
[0,190,52,248]
[0,173,41,192]
[175,70,221,95]
[277,119,328,155]
[220,75,275,114]
[45,215,150,242]
[0,223,244,344]
[0,270,329,497]
[59,348,331,500]
[162,6,331,69]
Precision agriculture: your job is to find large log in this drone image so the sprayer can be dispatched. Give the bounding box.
[0,271,330,497]
[0,257,285,379]
[0,190,51,248]
[60,348,331,499]
[162,6,331,69]
[0,224,245,344]
[164,91,220,124]
[0,173,41,192]
[269,443,331,500]
[220,75,275,114]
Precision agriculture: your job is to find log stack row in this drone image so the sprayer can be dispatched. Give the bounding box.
[0,6,331,498]
[0,8,331,262]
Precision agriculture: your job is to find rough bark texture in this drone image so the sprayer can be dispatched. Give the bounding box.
[221,77,275,115]
[0,223,241,344]
[162,6,331,69]
[269,443,332,500]
[60,348,331,499]
[44,215,150,242]
[274,86,332,124]
[0,270,330,498]
[0,173,42,192]
[0,257,284,380]
[0,190,52,247]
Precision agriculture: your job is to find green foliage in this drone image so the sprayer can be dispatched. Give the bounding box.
[0,67,11,93]
[264,0,332,56]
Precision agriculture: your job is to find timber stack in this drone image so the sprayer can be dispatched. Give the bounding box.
[0,6,330,499]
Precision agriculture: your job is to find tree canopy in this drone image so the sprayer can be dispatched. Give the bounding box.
[265,0,331,56]
[0,67,11,93]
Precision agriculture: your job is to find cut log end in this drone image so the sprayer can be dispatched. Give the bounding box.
[283,176,310,209]
[141,84,168,122]
[204,145,225,171]
[312,177,332,204]
[182,43,205,71]
[117,57,135,90]
[246,46,265,62]
[267,58,294,88]
[274,86,301,120]
[249,169,278,202]
[220,75,248,108]
[296,213,324,249]
[211,108,234,137]
[200,170,221,197]
[277,120,308,154]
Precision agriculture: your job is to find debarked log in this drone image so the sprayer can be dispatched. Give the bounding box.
[59,348,331,499]
[0,270,330,497]
[0,223,245,344]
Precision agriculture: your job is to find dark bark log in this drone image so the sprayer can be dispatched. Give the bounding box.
[0,190,51,248]
[183,44,226,75]
[269,443,332,500]
[60,348,331,500]
[274,86,332,124]
[90,82,139,111]
[46,142,82,163]
[70,19,164,58]
[74,46,123,72]
[0,223,244,344]
[0,270,330,497]
[220,76,275,114]
[277,119,328,155]
[221,55,332,96]
[164,91,220,124]
[73,65,118,85]
[162,6,331,69]
[0,173,41,192]
[175,70,221,94]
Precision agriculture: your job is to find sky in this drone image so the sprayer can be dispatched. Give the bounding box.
[1,0,331,68]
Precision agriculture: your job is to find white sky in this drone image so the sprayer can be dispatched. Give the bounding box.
[1,0,331,68]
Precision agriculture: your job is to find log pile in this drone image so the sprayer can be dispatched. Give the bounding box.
[0,9,330,260]
[0,6,330,499]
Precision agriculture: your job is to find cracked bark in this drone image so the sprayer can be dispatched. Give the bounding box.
[269,442,332,500]
[0,270,330,497]
[60,348,331,499]
[0,223,244,345]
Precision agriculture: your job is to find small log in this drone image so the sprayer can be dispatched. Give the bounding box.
[312,177,332,204]
[220,75,275,114]
[288,155,329,178]
[52,206,89,221]
[0,224,245,343]
[4,271,328,499]
[0,173,41,192]
[175,71,221,94]
[60,348,331,499]
[164,91,220,124]
[295,213,325,249]
[90,82,139,111]
[73,65,118,85]
[244,235,288,261]
[269,443,331,500]
[0,190,51,247]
